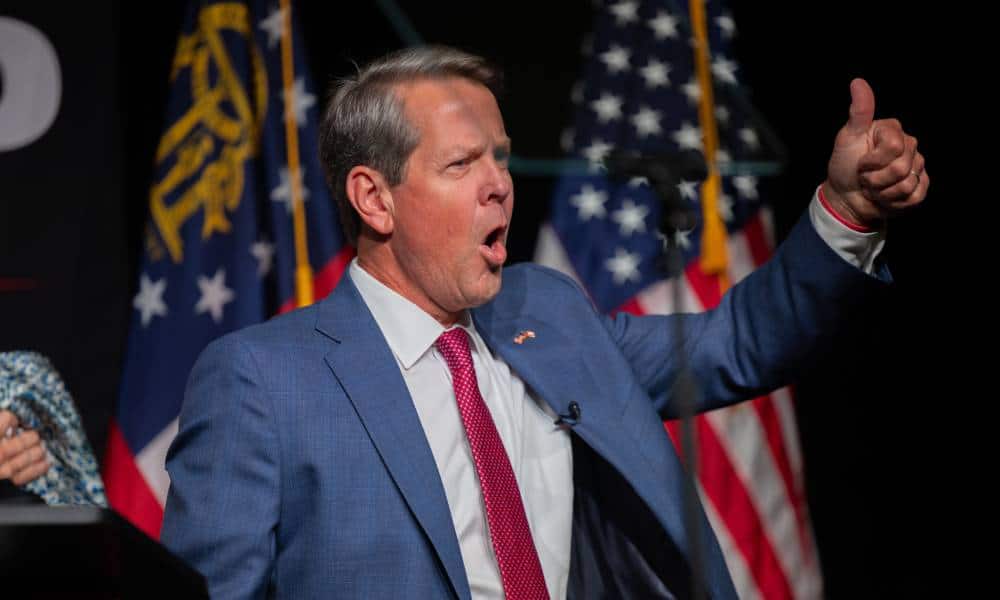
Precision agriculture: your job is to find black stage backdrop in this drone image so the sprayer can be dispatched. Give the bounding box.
[0,1,967,595]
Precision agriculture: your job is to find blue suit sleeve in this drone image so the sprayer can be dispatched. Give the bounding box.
[160,334,280,600]
[603,213,889,418]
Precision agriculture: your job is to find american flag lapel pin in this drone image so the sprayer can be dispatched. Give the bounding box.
[513,330,536,345]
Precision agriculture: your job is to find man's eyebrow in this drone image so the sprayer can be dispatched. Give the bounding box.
[431,146,473,167]
[438,139,511,162]
[440,143,482,157]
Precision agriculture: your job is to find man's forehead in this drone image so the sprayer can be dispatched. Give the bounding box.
[395,75,493,101]
[396,77,504,131]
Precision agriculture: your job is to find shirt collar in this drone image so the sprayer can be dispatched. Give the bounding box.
[349,258,472,370]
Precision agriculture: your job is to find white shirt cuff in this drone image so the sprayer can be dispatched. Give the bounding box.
[808,186,886,275]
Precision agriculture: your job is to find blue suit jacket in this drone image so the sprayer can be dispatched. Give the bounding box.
[161,214,887,599]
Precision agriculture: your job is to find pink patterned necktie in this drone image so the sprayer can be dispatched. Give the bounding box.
[435,328,550,600]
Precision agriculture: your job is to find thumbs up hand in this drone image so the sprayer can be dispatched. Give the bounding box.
[823,79,928,228]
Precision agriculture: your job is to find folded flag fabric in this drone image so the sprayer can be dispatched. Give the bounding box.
[0,351,107,506]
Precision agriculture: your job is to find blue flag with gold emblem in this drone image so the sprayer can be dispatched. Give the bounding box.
[103,0,349,539]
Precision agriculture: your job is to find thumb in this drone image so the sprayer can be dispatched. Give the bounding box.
[0,411,17,434]
[844,78,875,135]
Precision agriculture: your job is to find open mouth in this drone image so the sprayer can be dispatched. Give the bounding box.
[479,225,508,268]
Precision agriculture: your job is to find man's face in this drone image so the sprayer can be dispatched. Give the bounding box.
[386,77,513,321]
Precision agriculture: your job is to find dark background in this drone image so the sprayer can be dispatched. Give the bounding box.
[1,1,967,595]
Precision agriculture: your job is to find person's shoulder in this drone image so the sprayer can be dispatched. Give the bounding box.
[503,262,588,298]
[486,262,597,320]
[198,300,325,362]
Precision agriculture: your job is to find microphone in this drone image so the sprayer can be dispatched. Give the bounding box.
[603,150,707,232]
[603,149,708,184]
[554,401,581,428]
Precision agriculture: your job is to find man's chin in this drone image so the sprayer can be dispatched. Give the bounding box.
[466,269,503,308]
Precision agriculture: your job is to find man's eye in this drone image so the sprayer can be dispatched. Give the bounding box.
[449,158,470,168]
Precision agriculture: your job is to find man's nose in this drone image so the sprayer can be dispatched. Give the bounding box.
[481,159,511,205]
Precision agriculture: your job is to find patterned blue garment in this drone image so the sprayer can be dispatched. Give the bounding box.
[0,352,107,506]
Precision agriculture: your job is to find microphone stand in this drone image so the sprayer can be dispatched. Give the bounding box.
[606,150,709,600]
[654,182,707,600]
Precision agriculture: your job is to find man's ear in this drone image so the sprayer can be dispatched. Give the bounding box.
[346,166,394,236]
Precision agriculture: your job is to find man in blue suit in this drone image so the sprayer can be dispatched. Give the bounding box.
[161,47,928,599]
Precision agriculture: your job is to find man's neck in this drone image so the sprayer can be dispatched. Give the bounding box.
[354,252,462,327]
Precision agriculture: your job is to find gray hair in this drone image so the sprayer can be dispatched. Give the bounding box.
[318,46,502,246]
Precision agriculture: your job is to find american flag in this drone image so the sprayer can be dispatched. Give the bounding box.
[535,1,823,597]
[102,0,350,539]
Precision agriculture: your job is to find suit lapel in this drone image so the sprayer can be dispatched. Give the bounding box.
[472,309,653,511]
[317,278,471,600]
[471,310,624,432]
[473,292,701,581]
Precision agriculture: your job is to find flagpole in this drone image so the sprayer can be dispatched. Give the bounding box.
[279,0,314,308]
[689,0,730,294]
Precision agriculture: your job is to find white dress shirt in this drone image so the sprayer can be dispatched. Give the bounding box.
[348,192,883,600]
[810,187,886,273]
[350,262,574,599]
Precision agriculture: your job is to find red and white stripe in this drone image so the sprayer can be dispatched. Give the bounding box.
[538,208,823,599]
